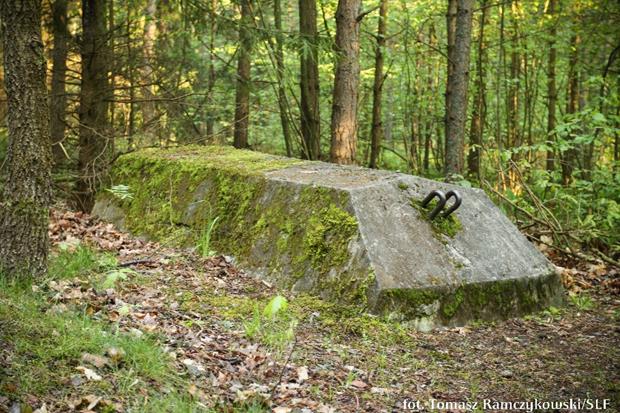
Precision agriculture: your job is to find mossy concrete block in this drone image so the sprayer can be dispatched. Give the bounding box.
[93,145,564,329]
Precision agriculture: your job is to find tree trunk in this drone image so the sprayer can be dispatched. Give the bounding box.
[141,0,158,137]
[423,24,438,173]
[0,0,53,278]
[444,0,473,177]
[467,0,487,179]
[444,0,456,151]
[206,0,217,140]
[507,1,521,157]
[330,0,362,165]
[545,0,557,171]
[76,0,111,212]
[562,34,580,185]
[299,0,321,160]
[233,0,253,149]
[108,0,116,135]
[369,0,388,169]
[126,1,135,143]
[275,0,292,156]
[50,0,68,167]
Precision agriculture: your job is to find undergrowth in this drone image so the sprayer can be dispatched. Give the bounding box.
[0,247,222,412]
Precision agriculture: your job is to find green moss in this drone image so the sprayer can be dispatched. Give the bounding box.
[376,288,442,318]
[397,182,409,190]
[441,287,465,318]
[106,146,373,307]
[374,271,563,326]
[410,198,463,239]
[302,204,358,269]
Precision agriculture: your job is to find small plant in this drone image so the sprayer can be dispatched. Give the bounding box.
[243,295,297,351]
[100,268,136,290]
[197,216,220,258]
[539,305,563,321]
[570,293,596,311]
[106,184,134,201]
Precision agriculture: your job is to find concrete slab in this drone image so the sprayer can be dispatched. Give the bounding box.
[94,145,564,329]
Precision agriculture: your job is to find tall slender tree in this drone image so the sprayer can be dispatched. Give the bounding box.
[0,0,53,277]
[444,0,473,177]
[467,0,488,179]
[562,33,581,185]
[299,0,321,160]
[330,0,362,164]
[275,0,292,156]
[545,0,558,172]
[141,0,158,136]
[233,0,253,149]
[369,0,388,169]
[50,0,69,166]
[76,0,111,212]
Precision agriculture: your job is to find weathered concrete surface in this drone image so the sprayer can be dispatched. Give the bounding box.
[94,146,564,329]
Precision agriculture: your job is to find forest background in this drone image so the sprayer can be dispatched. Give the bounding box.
[0,0,618,264]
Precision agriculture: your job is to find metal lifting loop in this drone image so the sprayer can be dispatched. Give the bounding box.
[421,190,446,220]
[442,190,462,218]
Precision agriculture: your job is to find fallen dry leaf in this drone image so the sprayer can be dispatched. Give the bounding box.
[75,366,102,381]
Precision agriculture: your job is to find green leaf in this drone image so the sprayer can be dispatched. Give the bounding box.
[102,268,134,289]
[263,295,288,318]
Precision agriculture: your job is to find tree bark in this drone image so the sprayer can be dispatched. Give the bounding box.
[0,0,53,278]
[507,1,521,154]
[369,0,388,169]
[299,0,321,160]
[444,0,457,162]
[206,0,218,140]
[444,0,473,177]
[140,0,158,137]
[50,0,69,167]
[562,34,580,185]
[467,0,487,179]
[76,0,111,212]
[330,0,362,165]
[545,0,557,171]
[233,0,253,149]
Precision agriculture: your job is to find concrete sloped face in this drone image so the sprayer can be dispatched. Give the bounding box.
[94,146,564,330]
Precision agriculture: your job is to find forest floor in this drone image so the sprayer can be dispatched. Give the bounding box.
[1,208,619,413]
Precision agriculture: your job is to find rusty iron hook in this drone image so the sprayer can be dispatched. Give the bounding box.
[421,190,447,220]
[442,190,462,218]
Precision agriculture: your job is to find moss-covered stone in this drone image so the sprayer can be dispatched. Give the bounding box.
[102,145,373,307]
[96,145,564,329]
[410,198,463,239]
[375,271,564,327]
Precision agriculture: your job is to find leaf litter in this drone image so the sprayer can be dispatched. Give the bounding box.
[0,208,618,412]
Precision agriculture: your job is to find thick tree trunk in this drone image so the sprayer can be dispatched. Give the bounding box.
[330,0,362,165]
[50,0,68,166]
[233,0,253,149]
[299,0,321,160]
[0,0,53,278]
[545,0,557,172]
[467,0,487,179]
[444,0,473,177]
[369,0,388,169]
[76,0,111,212]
